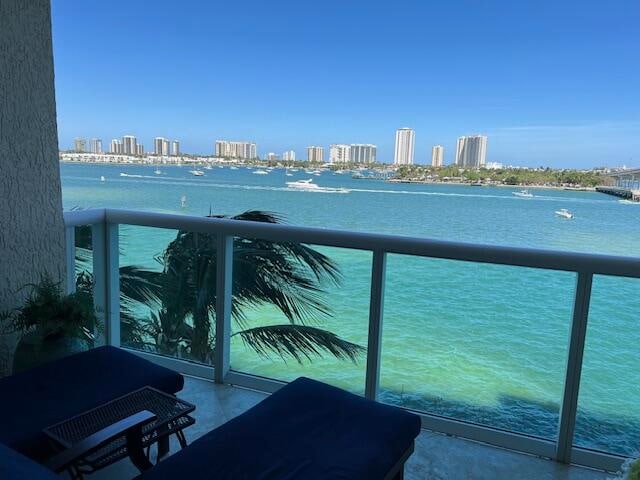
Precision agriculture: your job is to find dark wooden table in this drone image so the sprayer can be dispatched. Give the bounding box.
[43,386,195,479]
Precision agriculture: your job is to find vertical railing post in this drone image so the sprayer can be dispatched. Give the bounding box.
[214,234,233,383]
[65,226,76,294]
[365,250,387,400]
[91,221,120,347]
[556,271,593,463]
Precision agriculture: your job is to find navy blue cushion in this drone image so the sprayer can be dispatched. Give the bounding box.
[0,442,58,480]
[140,377,421,480]
[0,346,184,461]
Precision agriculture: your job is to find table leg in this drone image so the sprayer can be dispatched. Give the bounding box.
[157,435,170,460]
[127,425,154,472]
[176,429,188,449]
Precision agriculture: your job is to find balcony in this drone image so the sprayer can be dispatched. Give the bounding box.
[62,207,640,478]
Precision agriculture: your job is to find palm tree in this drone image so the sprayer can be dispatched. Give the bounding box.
[74,211,364,365]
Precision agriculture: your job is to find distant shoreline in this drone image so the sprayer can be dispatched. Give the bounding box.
[60,160,599,191]
[388,179,596,191]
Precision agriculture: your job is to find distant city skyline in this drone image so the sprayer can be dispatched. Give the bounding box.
[52,1,639,167]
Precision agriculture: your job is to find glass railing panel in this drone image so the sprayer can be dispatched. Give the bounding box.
[574,275,640,456]
[118,225,217,365]
[380,255,574,440]
[72,224,101,345]
[229,241,371,394]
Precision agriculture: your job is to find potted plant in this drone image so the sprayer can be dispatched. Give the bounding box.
[1,275,98,373]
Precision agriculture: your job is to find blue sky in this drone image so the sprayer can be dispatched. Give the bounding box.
[52,1,639,167]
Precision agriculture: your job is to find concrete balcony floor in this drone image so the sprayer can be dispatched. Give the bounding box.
[89,376,610,480]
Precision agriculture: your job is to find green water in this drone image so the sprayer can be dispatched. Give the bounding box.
[61,163,640,455]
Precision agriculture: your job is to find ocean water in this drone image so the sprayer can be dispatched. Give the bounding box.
[61,163,640,455]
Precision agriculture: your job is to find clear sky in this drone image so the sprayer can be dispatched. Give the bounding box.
[51,1,639,167]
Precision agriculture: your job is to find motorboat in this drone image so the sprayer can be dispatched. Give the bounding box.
[287,179,320,190]
[189,170,205,176]
[253,169,269,175]
[286,179,349,193]
[512,189,533,198]
[100,176,106,182]
[555,208,574,219]
[154,169,162,175]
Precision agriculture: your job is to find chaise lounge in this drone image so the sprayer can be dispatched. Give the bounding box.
[0,347,421,479]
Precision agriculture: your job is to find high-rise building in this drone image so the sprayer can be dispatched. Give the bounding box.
[455,135,487,168]
[136,144,144,156]
[171,140,180,156]
[74,138,86,153]
[89,138,102,154]
[329,144,350,164]
[307,146,324,163]
[122,135,137,155]
[431,145,444,167]
[110,139,122,154]
[394,128,415,165]
[154,137,170,156]
[266,152,279,161]
[215,140,257,159]
[350,144,377,164]
[282,150,296,161]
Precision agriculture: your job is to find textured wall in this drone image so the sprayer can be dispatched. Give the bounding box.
[0,0,65,375]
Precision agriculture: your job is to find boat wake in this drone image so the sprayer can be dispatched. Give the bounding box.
[66,175,609,204]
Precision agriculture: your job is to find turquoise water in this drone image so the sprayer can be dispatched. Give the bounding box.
[61,163,640,455]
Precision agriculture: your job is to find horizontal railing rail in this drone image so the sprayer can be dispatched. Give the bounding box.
[66,208,640,278]
[63,207,636,472]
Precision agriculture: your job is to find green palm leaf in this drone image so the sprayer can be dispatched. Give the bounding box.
[233,324,365,364]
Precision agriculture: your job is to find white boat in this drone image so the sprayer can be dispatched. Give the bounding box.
[555,208,574,219]
[253,169,269,175]
[180,195,187,208]
[204,166,213,170]
[286,178,349,193]
[285,168,293,177]
[154,169,162,175]
[100,176,106,182]
[619,199,640,205]
[189,170,205,176]
[230,166,239,170]
[287,179,319,190]
[512,189,533,198]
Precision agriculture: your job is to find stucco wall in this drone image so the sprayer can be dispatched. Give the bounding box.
[0,0,65,375]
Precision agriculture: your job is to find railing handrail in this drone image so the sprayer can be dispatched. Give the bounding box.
[63,208,640,278]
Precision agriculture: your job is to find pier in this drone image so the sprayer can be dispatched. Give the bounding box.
[597,169,640,201]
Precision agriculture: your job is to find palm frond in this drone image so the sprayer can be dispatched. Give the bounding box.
[233,324,365,364]
[120,266,163,307]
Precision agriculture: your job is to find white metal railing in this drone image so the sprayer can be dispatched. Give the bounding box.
[63,208,640,472]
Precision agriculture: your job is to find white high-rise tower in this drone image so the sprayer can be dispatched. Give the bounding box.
[394,128,415,165]
[455,135,487,168]
[122,135,137,155]
[431,145,444,167]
